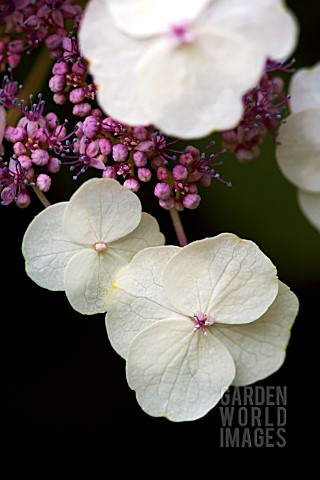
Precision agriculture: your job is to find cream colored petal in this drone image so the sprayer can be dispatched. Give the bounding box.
[64,248,127,315]
[107,0,210,37]
[136,30,265,138]
[79,0,152,124]
[109,212,165,263]
[22,203,83,291]
[276,109,320,192]
[297,190,320,232]
[126,318,235,421]
[200,0,298,61]
[163,233,278,324]
[290,63,320,113]
[106,246,181,358]
[214,282,299,386]
[63,178,142,245]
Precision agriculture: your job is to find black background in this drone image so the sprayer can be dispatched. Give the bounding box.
[2,0,319,455]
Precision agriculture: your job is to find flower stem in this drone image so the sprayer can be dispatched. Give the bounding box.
[32,186,51,208]
[170,209,188,247]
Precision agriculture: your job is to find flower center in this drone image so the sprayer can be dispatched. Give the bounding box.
[94,242,107,252]
[170,20,195,47]
[193,311,215,335]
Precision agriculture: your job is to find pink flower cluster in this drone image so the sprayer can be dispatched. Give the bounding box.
[0,0,82,70]
[222,59,294,162]
[0,2,293,211]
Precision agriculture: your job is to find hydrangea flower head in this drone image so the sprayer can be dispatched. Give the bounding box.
[106,234,298,421]
[22,178,165,314]
[79,0,298,138]
[276,63,320,232]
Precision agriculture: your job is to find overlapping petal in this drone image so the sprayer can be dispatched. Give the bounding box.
[126,318,235,421]
[63,178,142,244]
[64,248,128,315]
[106,246,181,358]
[214,281,298,386]
[107,0,210,38]
[109,213,165,263]
[22,203,83,290]
[79,0,152,125]
[276,109,320,192]
[297,190,320,232]
[162,233,278,324]
[289,62,320,113]
[201,0,298,61]
[135,31,264,138]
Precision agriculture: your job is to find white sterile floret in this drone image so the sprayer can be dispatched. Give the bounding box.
[22,178,165,315]
[106,233,298,421]
[79,0,298,139]
[276,63,320,232]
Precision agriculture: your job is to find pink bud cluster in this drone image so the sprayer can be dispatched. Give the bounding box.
[222,59,295,162]
[0,0,82,71]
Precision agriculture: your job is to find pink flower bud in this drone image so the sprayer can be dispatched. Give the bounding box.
[8,40,25,53]
[75,121,84,138]
[35,128,47,144]
[8,53,21,68]
[1,186,15,205]
[174,199,184,211]
[13,142,26,156]
[25,167,35,181]
[72,102,91,117]
[45,112,59,129]
[86,139,99,157]
[18,155,32,170]
[31,149,49,166]
[47,157,61,173]
[157,167,168,180]
[46,34,64,51]
[16,190,31,208]
[99,138,112,156]
[133,150,147,167]
[49,74,65,93]
[172,164,188,181]
[52,60,70,75]
[123,178,140,192]
[159,196,175,210]
[185,145,200,160]
[83,115,100,138]
[154,182,171,200]
[183,193,201,209]
[72,62,87,75]
[131,126,149,140]
[179,152,194,167]
[69,87,86,104]
[112,144,128,162]
[91,108,102,118]
[103,166,117,179]
[5,126,27,142]
[138,167,152,182]
[36,173,51,192]
[53,92,68,105]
